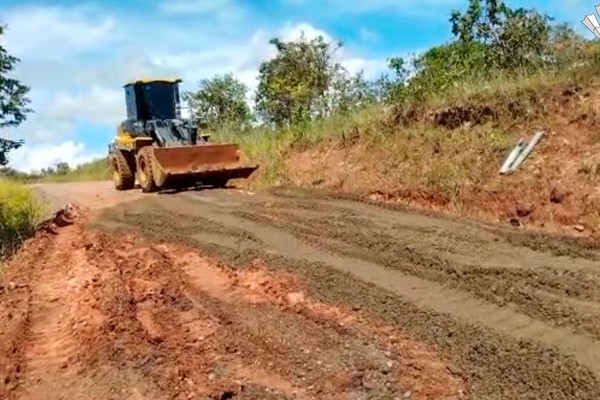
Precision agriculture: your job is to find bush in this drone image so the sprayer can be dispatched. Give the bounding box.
[0,180,44,258]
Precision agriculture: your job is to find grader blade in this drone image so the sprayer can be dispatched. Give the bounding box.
[148,143,258,188]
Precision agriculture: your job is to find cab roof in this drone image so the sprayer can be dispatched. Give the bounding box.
[124,78,182,86]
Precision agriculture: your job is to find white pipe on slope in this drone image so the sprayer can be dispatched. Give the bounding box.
[499,139,525,174]
[509,130,544,172]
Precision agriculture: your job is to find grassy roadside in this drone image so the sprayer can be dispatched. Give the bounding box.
[0,180,45,262]
[220,65,599,181]
[36,158,109,183]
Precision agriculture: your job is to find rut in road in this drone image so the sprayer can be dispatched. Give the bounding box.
[0,211,463,400]
[20,249,82,395]
[98,188,600,400]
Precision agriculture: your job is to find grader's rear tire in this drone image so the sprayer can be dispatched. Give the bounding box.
[136,147,158,193]
[110,150,135,191]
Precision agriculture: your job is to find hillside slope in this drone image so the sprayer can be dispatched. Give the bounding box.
[234,69,600,237]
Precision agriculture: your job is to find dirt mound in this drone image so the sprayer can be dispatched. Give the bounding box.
[0,212,464,399]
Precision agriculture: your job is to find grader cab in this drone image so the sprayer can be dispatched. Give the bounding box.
[108,78,258,192]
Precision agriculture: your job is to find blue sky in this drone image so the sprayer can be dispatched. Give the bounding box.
[0,0,593,171]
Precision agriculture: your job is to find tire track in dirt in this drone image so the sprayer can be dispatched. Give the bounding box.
[126,195,600,375]
[2,220,167,400]
[2,199,464,399]
[97,191,600,400]
[268,186,600,260]
[175,250,463,400]
[228,198,600,332]
[19,258,82,395]
[114,234,464,399]
[235,207,600,339]
[226,193,600,275]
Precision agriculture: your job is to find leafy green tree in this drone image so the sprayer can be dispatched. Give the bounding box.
[326,71,378,114]
[41,166,55,176]
[254,33,344,126]
[382,0,579,104]
[54,161,70,175]
[408,40,488,99]
[0,138,23,166]
[449,0,508,44]
[449,0,556,71]
[184,73,251,132]
[0,24,32,166]
[380,57,414,102]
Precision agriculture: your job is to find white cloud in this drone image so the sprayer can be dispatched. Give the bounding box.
[2,85,123,152]
[48,86,124,125]
[275,22,387,78]
[342,58,387,77]
[283,0,464,17]
[8,141,102,173]
[150,21,387,105]
[279,22,333,42]
[0,5,191,171]
[1,5,115,59]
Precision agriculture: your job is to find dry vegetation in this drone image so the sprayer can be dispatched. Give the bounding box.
[210,65,600,236]
[0,180,44,262]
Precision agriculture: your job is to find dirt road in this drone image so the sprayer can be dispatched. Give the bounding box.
[2,182,600,399]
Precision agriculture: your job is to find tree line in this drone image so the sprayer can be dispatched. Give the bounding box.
[0,0,595,169]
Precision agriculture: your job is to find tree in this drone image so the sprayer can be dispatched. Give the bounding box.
[0,24,32,165]
[448,0,556,71]
[41,166,55,176]
[0,138,23,166]
[54,161,70,175]
[254,33,344,126]
[326,71,378,114]
[184,73,251,131]
[381,0,579,105]
[379,57,413,102]
[406,40,488,98]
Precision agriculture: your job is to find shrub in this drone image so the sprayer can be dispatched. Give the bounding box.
[0,180,44,259]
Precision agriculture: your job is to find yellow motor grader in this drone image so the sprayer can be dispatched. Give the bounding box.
[108,78,258,192]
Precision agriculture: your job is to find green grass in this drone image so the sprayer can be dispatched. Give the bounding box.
[0,180,45,260]
[211,106,387,187]
[39,158,109,183]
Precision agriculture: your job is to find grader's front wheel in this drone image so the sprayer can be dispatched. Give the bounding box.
[136,147,158,193]
[110,150,135,191]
